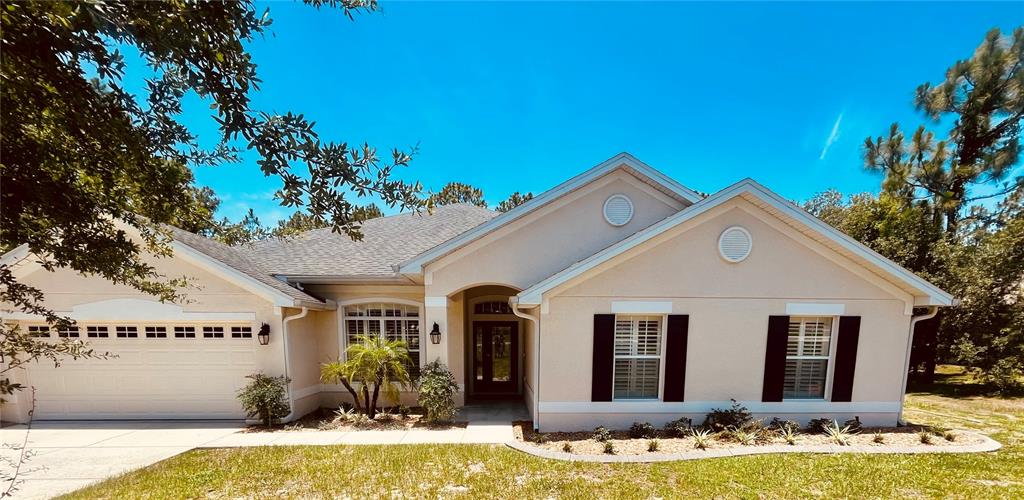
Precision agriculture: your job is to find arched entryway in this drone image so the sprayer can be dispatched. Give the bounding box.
[461,285,523,400]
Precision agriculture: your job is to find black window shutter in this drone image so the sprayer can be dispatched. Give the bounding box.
[831,316,861,402]
[591,314,615,402]
[762,315,790,402]
[663,315,689,402]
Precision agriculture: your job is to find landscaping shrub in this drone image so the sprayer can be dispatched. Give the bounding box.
[237,373,291,427]
[417,360,460,423]
[779,425,798,445]
[843,416,863,433]
[702,399,751,431]
[806,418,833,434]
[647,439,660,452]
[824,420,855,446]
[872,432,886,444]
[603,441,615,454]
[629,421,656,439]
[562,441,573,453]
[593,426,612,442]
[692,428,712,450]
[769,418,800,433]
[919,430,934,444]
[664,417,692,437]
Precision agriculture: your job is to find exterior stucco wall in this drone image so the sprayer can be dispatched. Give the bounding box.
[426,170,686,296]
[535,200,914,431]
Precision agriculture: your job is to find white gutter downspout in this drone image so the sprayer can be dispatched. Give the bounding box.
[509,297,541,431]
[279,307,309,423]
[898,305,939,425]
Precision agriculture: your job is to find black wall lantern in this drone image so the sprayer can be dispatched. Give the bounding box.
[430,322,441,344]
[257,322,271,345]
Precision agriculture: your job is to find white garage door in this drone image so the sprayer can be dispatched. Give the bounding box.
[25,324,258,420]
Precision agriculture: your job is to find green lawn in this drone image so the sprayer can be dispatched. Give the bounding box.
[66,366,1023,499]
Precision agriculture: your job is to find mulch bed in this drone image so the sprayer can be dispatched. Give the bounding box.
[243,407,468,433]
[512,421,985,456]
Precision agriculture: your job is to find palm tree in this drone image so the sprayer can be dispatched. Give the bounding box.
[320,335,413,418]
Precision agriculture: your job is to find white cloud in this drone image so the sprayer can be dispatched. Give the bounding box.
[819,113,843,160]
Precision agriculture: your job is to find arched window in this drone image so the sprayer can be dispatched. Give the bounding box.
[473,301,512,315]
[342,302,421,370]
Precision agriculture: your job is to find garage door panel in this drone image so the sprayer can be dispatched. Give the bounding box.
[28,340,258,420]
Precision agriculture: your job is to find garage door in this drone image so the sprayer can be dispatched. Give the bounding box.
[25,324,258,420]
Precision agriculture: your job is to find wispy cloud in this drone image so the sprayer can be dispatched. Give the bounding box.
[819,112,843,160]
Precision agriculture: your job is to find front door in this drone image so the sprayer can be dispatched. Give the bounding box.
[473,321,518,395]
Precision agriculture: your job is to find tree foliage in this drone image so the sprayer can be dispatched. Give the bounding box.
[0,0,425,397]
[428,182,487,208]
[863,28,1023,235]
[320,335,413,418]
[496,191,534,212]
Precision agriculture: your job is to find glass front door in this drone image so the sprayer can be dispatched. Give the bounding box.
[473,321,519,394]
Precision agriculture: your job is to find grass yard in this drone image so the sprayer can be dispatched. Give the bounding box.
[65,366,1023,499]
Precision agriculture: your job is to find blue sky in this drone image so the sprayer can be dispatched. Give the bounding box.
[177,1,1022,223]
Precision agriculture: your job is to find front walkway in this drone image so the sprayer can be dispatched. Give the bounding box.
[0,402,528,499]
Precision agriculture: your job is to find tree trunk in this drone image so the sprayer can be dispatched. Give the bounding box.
[339,377,362,412]
[361,384,372,418]
[370,373,382,418]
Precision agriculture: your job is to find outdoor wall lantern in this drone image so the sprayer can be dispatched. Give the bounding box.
[430,322,441,344]
[258,323,271,346]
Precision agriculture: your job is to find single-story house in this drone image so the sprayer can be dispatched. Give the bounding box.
[1,153,954,430]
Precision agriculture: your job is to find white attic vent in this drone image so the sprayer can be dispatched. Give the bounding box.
[718,226,752,262]
[603,194,634,226]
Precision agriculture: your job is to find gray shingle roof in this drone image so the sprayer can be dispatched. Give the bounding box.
[239,204,498,278]
[165,226,324,304]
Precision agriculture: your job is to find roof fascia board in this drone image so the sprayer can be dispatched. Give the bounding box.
[397,153,702,274]
[518,179,953,306]
[171,241,299,308]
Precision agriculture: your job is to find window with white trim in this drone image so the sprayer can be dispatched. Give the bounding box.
[343,303,421,371]
[231,326,252,338]
[613,315,662,400]
[203,326,224,338]
[145,326,167,338]
[116,326,138,338]
[57,326,79,338]
[174,326,196,338]
[784,316,833,399]
[28,325,50,338]
[87,326,109,338]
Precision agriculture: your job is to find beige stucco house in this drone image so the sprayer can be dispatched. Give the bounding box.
[1,153,954,430]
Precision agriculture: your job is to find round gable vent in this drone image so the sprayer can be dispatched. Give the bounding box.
[603,194,634,226]
[718,226,752,262]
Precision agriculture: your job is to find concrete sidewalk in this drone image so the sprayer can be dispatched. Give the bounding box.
[0,403,527,499]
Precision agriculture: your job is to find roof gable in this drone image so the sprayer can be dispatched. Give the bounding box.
[516,178,955,307]
[397,152,703,274]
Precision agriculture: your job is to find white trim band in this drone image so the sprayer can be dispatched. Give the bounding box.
[785,303,846,316]
[610,301,673,314]
[538,401,900,414]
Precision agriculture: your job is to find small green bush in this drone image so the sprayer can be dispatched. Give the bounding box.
[692,428,713,450]
[663,417,693,437]
[806,418,833,434]
[872,432,885,444]
[919,431,934,444]
[237,373,290,427]
[647,439,660,452]
[779,425,799,445]
[562,441,573,453]
[417,360,460,423]
[769,418,800,433]
[593,426,612,442]
[629,421,656,439]
[824,420,855,446]
[703,399,752,431]
[603,441,615,454]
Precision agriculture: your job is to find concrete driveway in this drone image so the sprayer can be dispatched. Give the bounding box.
[0,421,243,499]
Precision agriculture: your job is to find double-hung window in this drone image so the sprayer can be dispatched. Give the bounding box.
[613,315,662,400]
[784,317,833,399]
[343,303,421,371]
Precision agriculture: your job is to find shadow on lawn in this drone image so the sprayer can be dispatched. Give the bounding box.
[907,365,1024,399]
